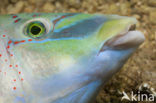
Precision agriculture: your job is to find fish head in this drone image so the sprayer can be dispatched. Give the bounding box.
[0,13,145,103]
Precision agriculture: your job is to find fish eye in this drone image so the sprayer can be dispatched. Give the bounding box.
[26,21,46,38]
[24,18,52,38]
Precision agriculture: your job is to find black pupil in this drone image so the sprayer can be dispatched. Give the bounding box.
[30,26,41,35]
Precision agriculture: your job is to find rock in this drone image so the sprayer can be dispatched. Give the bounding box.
[55,1,62,9]
[0,8,7,14]
[10,0,18,4]
[43,2,55,12]
[28,0,45,5]
[28,0,36,4]
[24,6,35,13]
[150,11,156,24]
[133,14,141,20]
[7,4,14,13]
[119,3,131,15]
[65,0,81,8]
[7,1,25,14]
[148,0,156,7]
[69,8,77,13]
[109,4,120,14]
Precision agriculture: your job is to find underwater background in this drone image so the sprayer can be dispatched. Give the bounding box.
[0,0,155,103]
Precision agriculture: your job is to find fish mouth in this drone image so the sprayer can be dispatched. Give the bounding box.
[100,24,145,52]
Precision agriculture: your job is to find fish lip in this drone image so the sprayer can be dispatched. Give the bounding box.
[99,24,145,52]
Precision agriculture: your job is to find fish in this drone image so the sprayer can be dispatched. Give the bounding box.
[0,13,145,103]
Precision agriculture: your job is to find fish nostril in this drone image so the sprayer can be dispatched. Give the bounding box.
[129,24,136,31]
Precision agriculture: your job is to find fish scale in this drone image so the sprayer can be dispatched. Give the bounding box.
[0,38,24,102]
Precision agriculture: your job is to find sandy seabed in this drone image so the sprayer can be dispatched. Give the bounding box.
[0,0,155,103]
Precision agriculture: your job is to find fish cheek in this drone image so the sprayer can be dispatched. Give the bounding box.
[12,45,62,78]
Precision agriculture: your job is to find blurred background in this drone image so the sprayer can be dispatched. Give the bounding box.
[0,0,155,103]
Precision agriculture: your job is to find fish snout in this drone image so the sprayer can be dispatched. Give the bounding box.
[92,29,145,83]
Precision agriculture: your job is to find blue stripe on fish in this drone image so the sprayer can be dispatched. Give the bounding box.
[51,16,108,39]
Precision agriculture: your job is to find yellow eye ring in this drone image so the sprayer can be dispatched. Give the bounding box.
[24,21,46,38]
[23,18,53,39]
